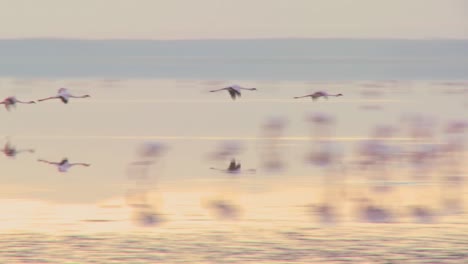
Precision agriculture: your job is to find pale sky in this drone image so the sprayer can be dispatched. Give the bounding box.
[1,0,467,39]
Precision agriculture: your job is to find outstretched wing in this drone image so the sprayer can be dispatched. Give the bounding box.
[38,159,59,165]
[294,94,312,99]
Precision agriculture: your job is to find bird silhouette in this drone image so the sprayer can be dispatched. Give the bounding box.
[37,158,90,172]
[38,88,90,104]
[210,85,257,100]
[210,159,242,174]
[294,91,343,101]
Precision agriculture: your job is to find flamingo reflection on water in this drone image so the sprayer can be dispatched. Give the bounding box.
[37,158,90,172]
[206,199,240,220]
[294,91,343,101]
[38,88,90,104]
[308,203,337,225]
[210,159,256,174]
[208,141,243,161]
[355,198,395,223]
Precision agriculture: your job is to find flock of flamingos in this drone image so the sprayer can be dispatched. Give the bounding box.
[1,86,342,173]
[2,84,466,226]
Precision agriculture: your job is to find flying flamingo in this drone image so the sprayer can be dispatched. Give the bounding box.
[210,85,257,100]
[2,141,34,158]
[210,159,242,173]
[210,159,256,174]
[294,91,343,101]
[37,88,90,104]
[0,96,35,111]
[37,158,90,172]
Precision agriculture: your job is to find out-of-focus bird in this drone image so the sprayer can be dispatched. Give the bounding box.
[0,96,35,111]
[355,198,394,223]
[409,206,436,224]
[308,204,337,225]
[207,199,240,220]
[208,141,243,161]
[1,141,34,158]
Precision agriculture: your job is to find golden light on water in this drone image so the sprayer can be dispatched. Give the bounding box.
[0,78,466,263]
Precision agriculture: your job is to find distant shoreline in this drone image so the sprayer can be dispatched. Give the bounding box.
[1,38,467,80]
[2,37,468,41]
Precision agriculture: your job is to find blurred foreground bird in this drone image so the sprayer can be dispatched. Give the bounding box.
[0,96,35,111]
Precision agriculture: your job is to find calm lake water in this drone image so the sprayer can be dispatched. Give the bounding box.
[0,39,467,263]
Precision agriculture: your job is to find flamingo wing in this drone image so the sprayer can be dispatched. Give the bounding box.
[294,94,312,99]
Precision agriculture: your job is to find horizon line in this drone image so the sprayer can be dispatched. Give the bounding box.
[1,36,468,41]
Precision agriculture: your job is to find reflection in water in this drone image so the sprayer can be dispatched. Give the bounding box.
[308,203,337,226]
[359,87,385,111]
[355,198,395,223]
[210,158,256,175]
[0,78,466,262]
[126,141,167,227]
[208,141,243,161]
[37,158,90,173]
[305,112,345,225]
[211,158,241,174]
[206,144,251,221]
[440,120,467,215]
[259,116,288,173]
[205,199,241,220]
[133,208,164,226]
[408,205,437,224]
[294,91,343,101]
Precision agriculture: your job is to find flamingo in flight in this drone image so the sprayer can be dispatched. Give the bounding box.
[0,96,35,111]
[210,85,257,100]
[294,91,343,101]
[38,88,90,104]
[2,141,34,158]
[37,158,90,172]
[210,159,256,174]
